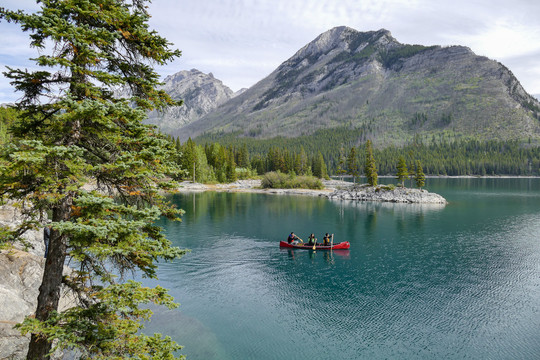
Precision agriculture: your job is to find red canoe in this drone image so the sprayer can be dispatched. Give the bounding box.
[279,241,350,250]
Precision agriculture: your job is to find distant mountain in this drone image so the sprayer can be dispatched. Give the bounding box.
[174,26,540,145]
[145,69,234,133]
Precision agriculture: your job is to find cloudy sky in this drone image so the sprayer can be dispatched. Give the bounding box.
[1,0,540,103]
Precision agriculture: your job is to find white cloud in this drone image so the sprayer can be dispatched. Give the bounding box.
[461,21,540,59]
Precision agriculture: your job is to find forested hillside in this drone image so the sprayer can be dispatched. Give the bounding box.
[196,130,540,177]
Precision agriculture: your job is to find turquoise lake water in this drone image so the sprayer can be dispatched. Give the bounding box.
[144,178,540,359]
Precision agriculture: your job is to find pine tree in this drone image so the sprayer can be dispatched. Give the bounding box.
[181,137,196,181]
[407,150,416,187]
[225,148,237,182]
[238,143,250,168]
[296,146,309,175]
[0,2,186,359]
[347,146,359,183]
[396,156,409,187]
[312,151,328,179]
[337,146,347,181]
[415,160,426,188]
[364,140,378,186]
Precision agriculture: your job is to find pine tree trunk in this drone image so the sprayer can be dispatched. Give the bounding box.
[26,199,70,360]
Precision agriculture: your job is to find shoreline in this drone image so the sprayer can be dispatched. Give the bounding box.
[176,180,448,204]
[176,179,337,196]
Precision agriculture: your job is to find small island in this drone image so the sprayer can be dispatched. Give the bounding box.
[326,183,447,204]
[177,179,448,204]
[175,139,447,204]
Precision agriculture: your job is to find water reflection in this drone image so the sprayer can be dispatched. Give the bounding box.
[329,198,446,214]
[283,248,350,264]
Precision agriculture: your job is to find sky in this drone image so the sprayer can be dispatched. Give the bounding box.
[1,0,540,103]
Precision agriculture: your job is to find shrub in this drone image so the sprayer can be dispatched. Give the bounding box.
[376,184,396,192]
[236,167,258,180]
[261,171,324,189]
[381,184,396,191]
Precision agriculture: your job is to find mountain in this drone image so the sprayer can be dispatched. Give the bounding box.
[174,26,540,145]
[145,69,235,133]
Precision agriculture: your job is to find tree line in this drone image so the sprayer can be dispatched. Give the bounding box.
[171,136,428,188]
[196,129,540,177]
[171,136,328,182]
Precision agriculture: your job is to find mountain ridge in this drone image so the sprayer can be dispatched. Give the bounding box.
[170,27,540,145]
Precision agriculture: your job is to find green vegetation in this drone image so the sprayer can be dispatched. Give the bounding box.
[336,147,347,181]
[364,140,378,186]
[261,171,324,189]
[0,106,18,145]
[379,45,438,68]
[312,151,329,179]
[378,184,396,191]
[172,137,336,183]
[396,156,409,186]
[197,129,540,177]
[374,139,540,176]
[1,1,185,359]
[346,146,360,183]
[415,160,426,188]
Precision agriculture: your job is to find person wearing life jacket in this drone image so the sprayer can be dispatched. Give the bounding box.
[323,233,330,246]
[307,233,317,246]
[287,232,300,244]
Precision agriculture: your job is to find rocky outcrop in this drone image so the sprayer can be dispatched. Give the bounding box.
[326,185,447,204]
[0,249,74,360]
[0,205,73,359]
[0,250,45,359]
[145,69,234,133]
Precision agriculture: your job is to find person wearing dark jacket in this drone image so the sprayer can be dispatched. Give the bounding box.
[287,232,300,244]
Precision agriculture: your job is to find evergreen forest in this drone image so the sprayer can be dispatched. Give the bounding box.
[3,106,540,182]
[196,127,540,178]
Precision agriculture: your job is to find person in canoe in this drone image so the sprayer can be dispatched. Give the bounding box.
[287,232,301,245]
[323,233,330,246]
[307,233,317,246]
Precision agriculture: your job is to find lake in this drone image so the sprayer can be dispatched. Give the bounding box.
[143,178,540,359]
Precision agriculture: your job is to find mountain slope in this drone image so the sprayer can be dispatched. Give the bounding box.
[145,69,234,133]
[175,27,540,145]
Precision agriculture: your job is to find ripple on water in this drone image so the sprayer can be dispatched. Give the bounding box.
[150,186,540,360]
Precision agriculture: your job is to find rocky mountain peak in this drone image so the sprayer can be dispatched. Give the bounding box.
[291,27,398,62]
[145,69,234,133]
